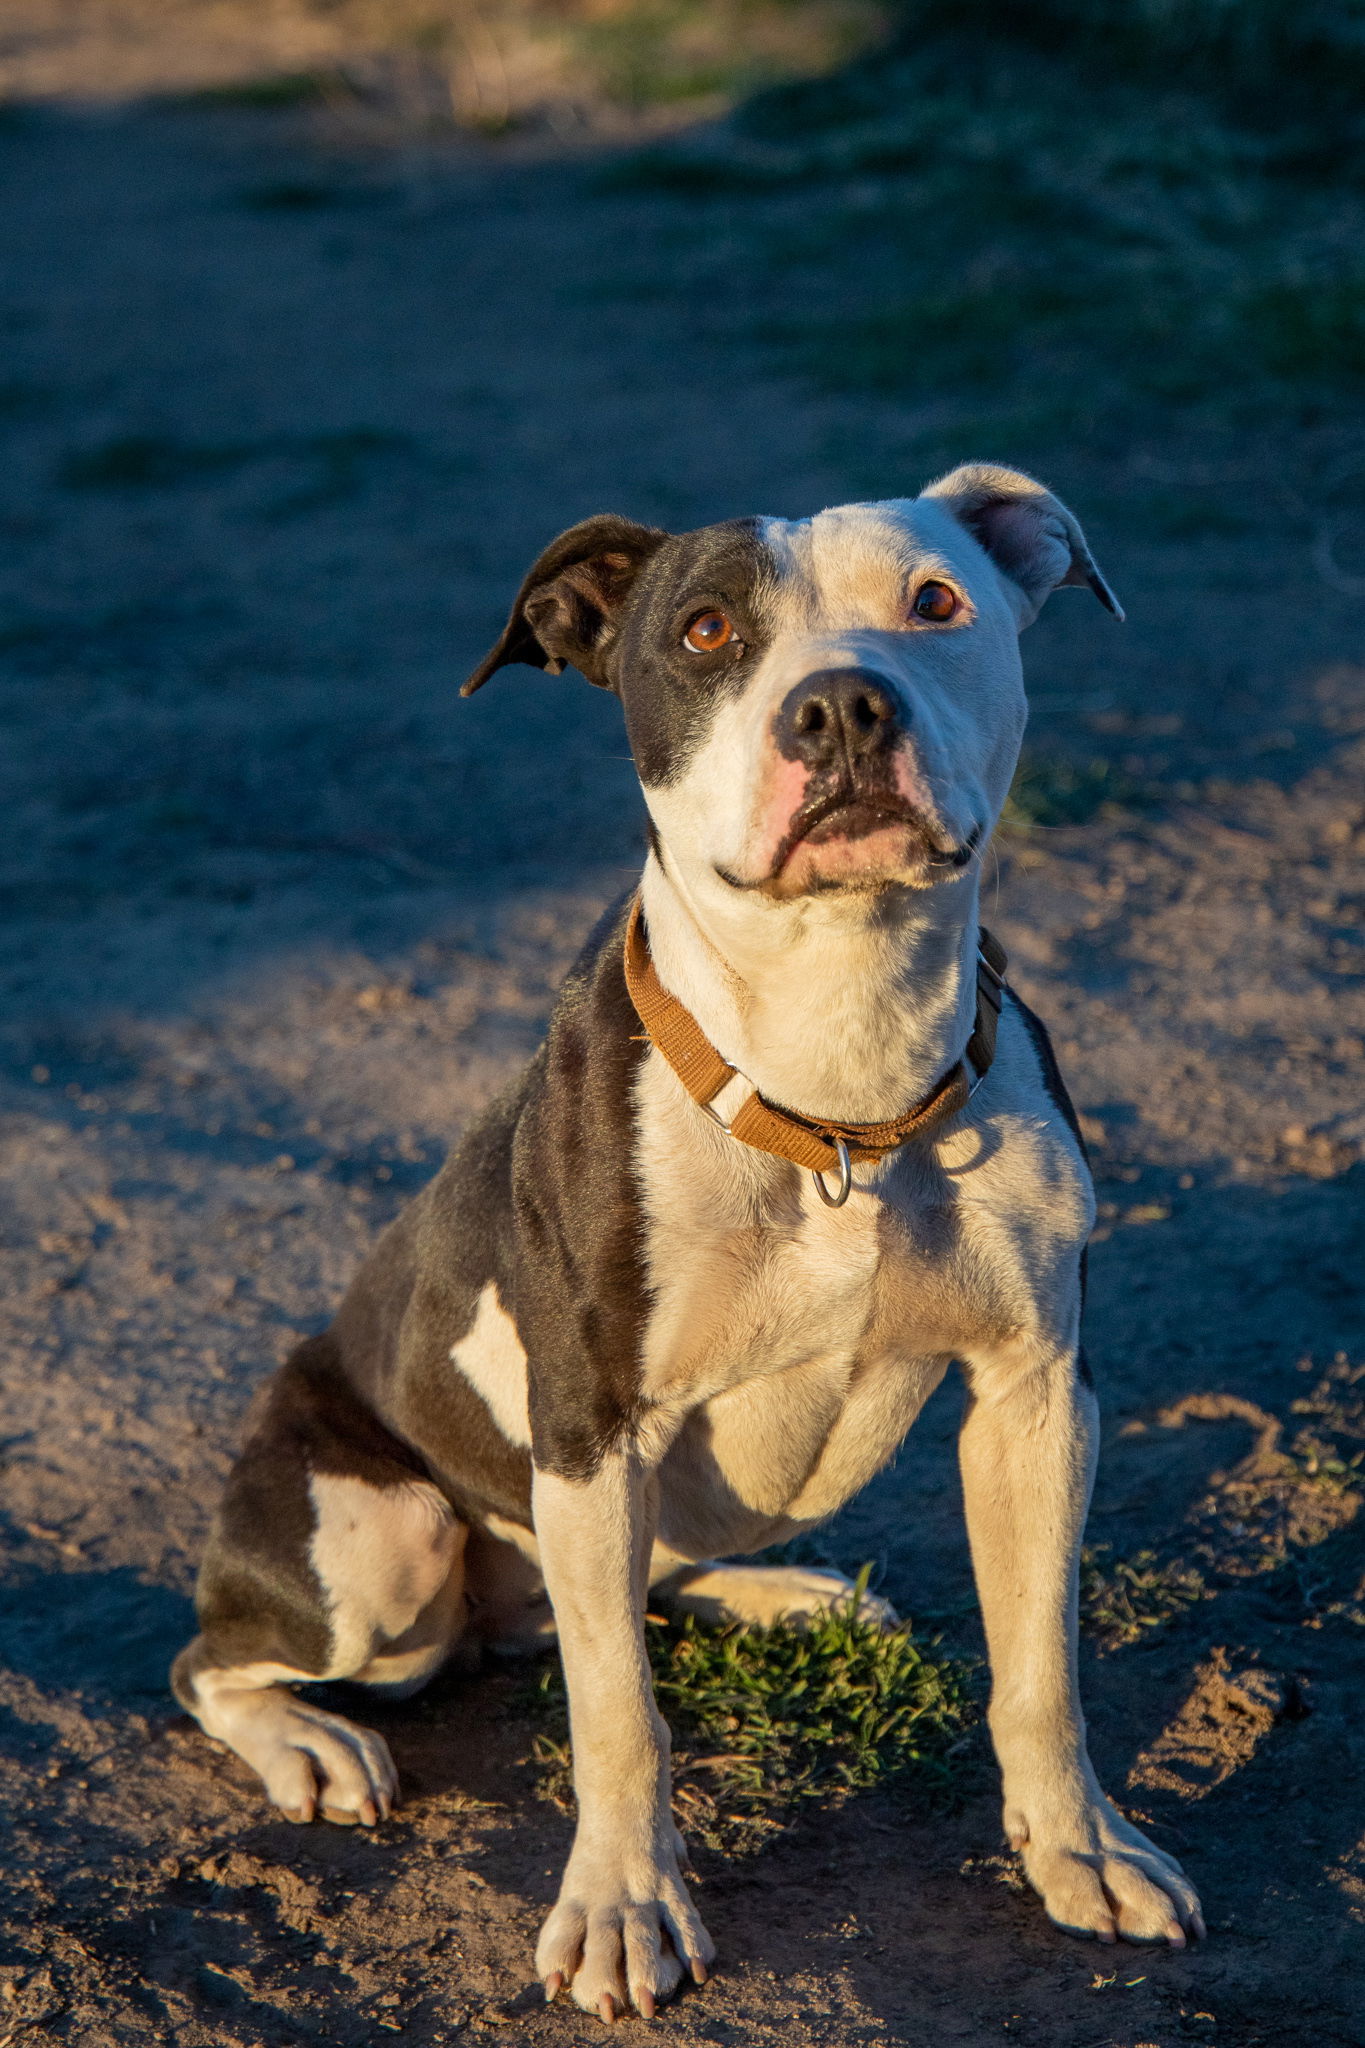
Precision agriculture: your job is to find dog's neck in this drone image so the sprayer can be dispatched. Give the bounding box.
[638,850,982,1126]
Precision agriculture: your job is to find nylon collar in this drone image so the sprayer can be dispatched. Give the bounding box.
[623,892,1007,1183]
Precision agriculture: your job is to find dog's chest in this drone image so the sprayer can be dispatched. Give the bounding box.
[634,1064,991,1557]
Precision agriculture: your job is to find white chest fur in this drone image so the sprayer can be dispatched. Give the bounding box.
[632,1021,1092,1561]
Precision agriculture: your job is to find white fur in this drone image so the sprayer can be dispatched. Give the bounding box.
[448,1280,532,1447]
[615,863,1197,1954]
[533,1456,716,2017]
[308,1470,464,1678]
[639,497,1030,1122]
[634,988,1092,1557]
[191,1660,401,1823]
[658,1561,897,1630]
[185,1476,467,1823]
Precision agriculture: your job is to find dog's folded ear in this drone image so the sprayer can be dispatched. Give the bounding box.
[462,515,669,695]
[920,464,1123,628]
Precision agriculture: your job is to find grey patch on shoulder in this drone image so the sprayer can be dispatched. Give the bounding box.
[333,1077,537,1528]
[343,896,653,1492]
[509,894,654,1479]
[384,1311,535,1530]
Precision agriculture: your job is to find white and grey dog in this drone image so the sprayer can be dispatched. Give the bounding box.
[172,464,1203,2020]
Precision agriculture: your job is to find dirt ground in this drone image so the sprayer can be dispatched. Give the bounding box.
[2,42,1364,2048]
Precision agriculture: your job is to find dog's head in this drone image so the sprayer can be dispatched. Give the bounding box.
[465,465,1119,906]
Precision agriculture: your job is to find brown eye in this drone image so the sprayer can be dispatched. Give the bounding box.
[683,609,737,653]
[912,581,960,623]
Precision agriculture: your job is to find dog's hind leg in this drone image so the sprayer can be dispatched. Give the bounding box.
[171,1336,467,1825]
[652,1559,897,1630]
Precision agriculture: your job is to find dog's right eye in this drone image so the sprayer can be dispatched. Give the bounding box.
[683,610,737,654]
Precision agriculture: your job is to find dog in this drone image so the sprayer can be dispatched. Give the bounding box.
[171,463,1204,2020]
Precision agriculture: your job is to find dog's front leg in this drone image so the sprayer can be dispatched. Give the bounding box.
[533,1449,715,2019]
[959,1341,1205,1946]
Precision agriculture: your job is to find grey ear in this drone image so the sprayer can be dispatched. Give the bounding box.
[920,463,1123,626]
[462,515,669,696]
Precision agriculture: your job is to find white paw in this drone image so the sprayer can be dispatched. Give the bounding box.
[667,1562,898,1631]
[537,1850,716,2020]
[212,1689,399,1826]
[1010,1793,1204,1947]
[764,1566,899,1629]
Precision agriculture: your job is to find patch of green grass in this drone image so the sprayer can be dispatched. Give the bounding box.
[942,0,1365,140]
[528,1571,976,1854]
[1003,755,1149,830]
[741,0,1365,164]
[606,6,1364,428]
[1284,1424,1365,1495]
[574,0,878,111]
[1079,1545,1208,1653]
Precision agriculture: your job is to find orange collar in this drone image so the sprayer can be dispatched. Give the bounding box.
[623,893,1006,1199]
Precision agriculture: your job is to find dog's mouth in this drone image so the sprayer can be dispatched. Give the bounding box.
[717,785,978,895]
[787,787,959,860]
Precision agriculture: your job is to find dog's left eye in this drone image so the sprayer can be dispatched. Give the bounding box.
[911,581,960,622]
[683,609,737,653]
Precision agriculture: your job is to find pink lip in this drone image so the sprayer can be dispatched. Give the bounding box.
[773,783,948,870]
[758,743,941,863]
[775,818,927,892]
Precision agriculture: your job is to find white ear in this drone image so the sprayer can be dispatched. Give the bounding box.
[920,462,1123,628]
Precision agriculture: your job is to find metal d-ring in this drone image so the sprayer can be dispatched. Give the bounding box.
[812,1135,853,1208]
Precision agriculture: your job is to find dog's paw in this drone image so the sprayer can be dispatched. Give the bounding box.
[774,1566,899,1629]
[537,1851,715,2020]
[209,1689,399,1826]
[1009,1793,1204,1947]
[665,1562,898,1632]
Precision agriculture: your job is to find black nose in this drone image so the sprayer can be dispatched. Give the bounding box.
[775,668,900,772]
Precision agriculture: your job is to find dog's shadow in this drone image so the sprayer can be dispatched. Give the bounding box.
[1,1536,195,1704]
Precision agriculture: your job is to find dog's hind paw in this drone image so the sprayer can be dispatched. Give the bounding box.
[196,1675,399,1826]
[261,1702,399,1826]
[660,1562,898,1632]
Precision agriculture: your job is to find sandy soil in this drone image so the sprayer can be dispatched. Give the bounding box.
[2,79,1364,2048]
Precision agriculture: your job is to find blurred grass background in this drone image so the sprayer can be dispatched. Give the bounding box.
[612,0,1365,446]
[8,0,1361,450]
